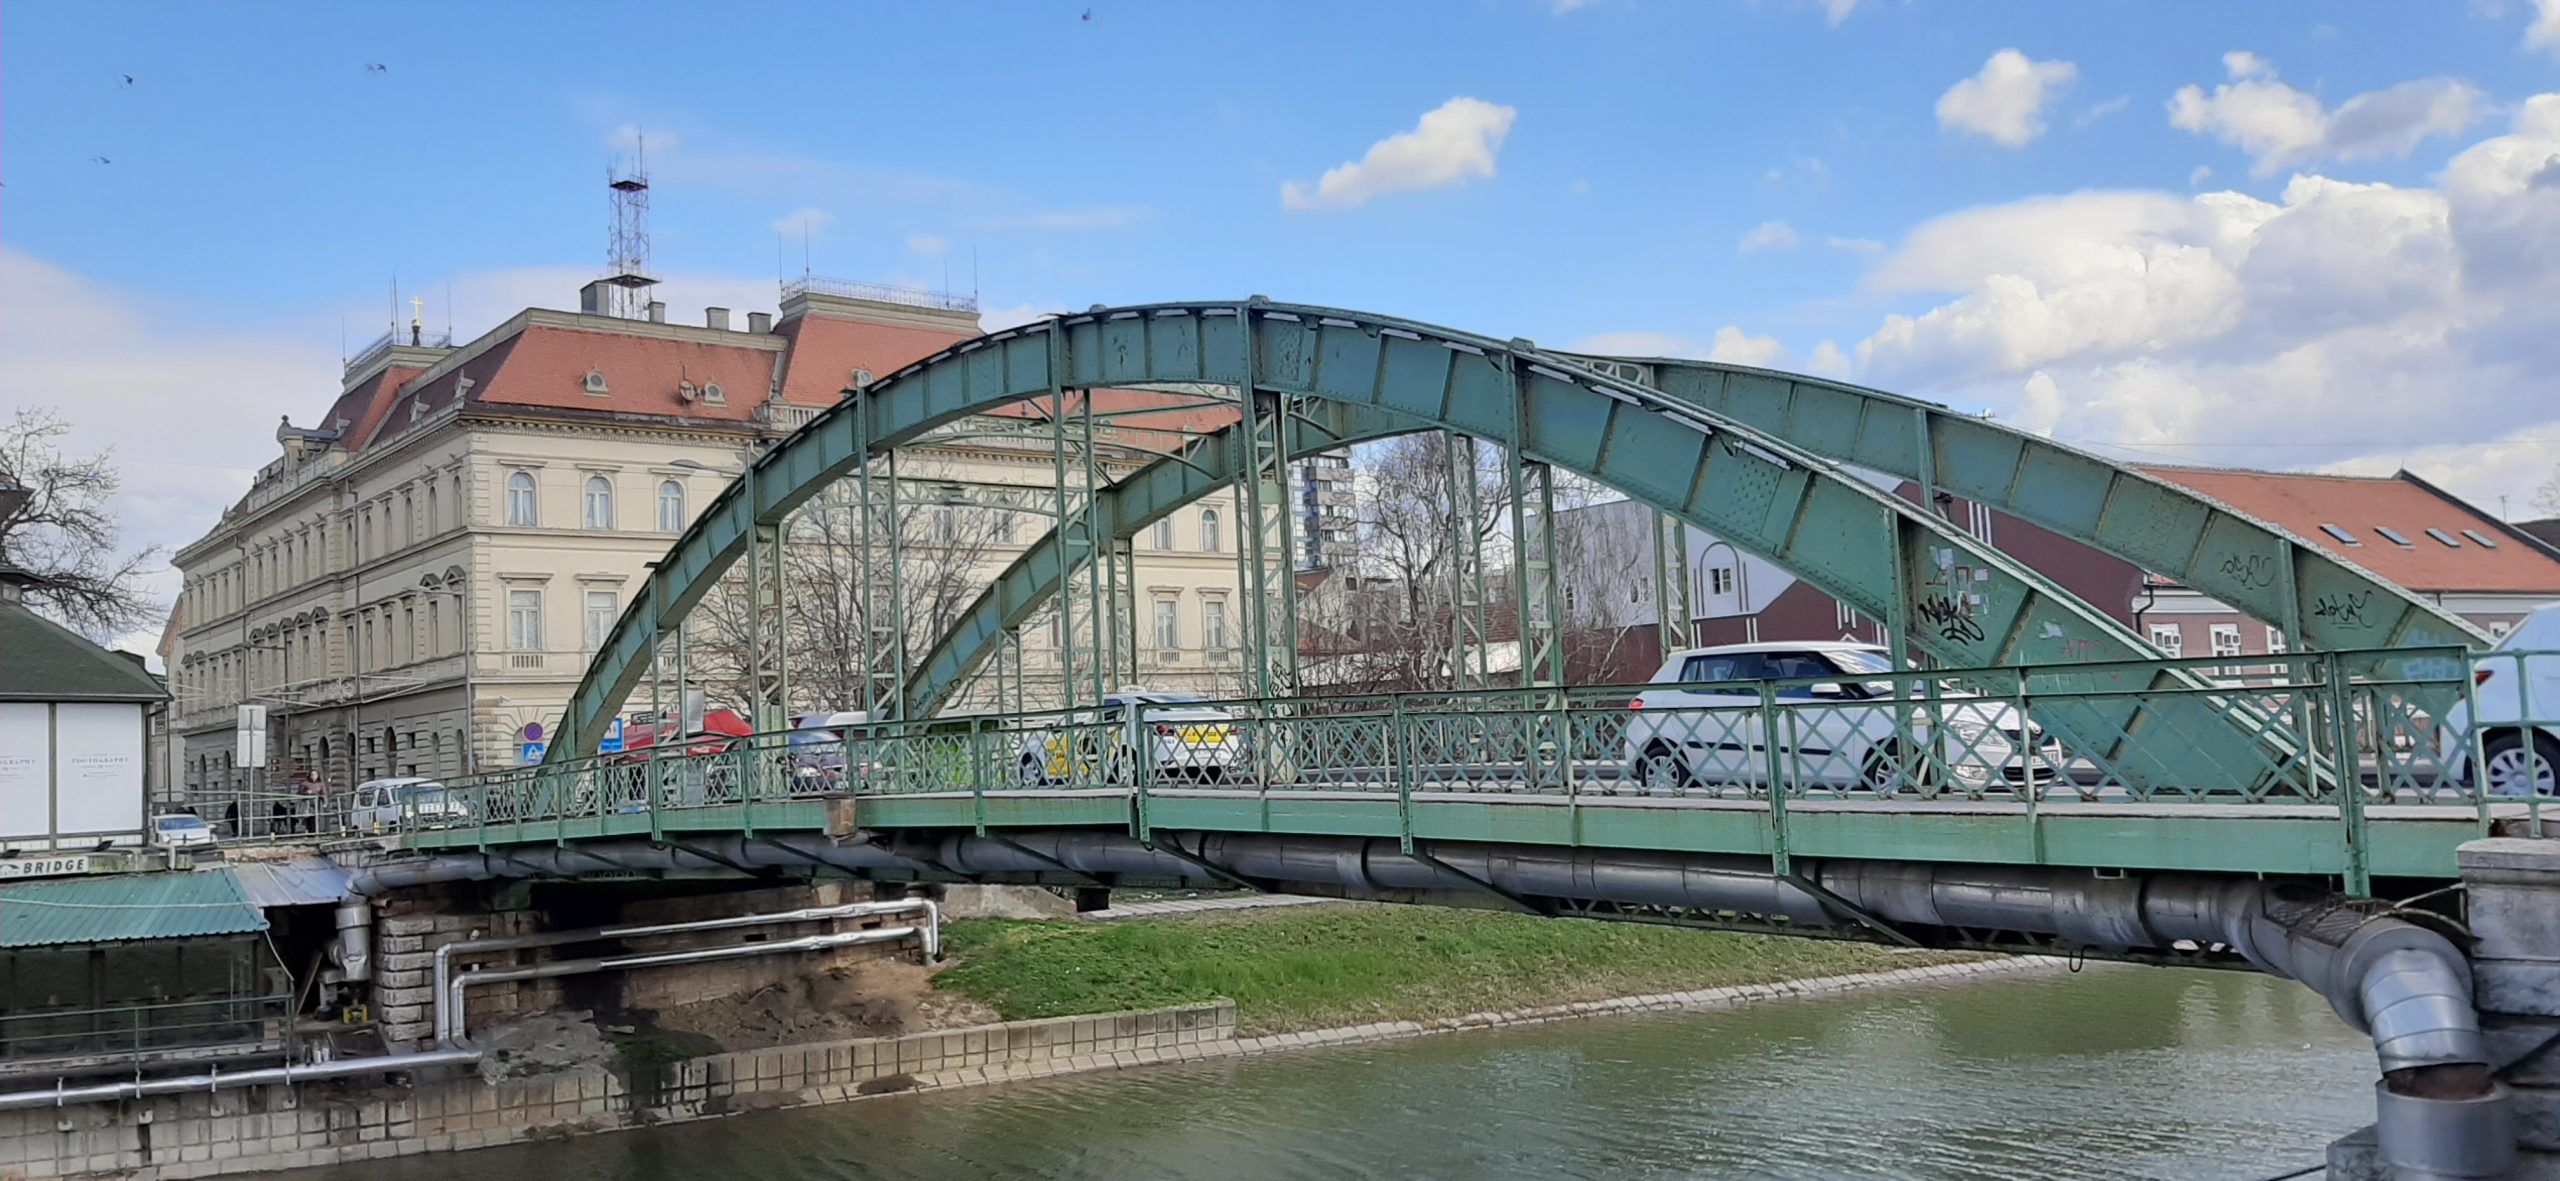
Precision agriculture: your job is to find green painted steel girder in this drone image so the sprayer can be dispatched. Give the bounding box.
[1556,351,2488,660]
[905,400,1407,717]
[553,302,2292,795]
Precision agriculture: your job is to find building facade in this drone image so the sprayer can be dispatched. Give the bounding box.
[165,281,1250,795]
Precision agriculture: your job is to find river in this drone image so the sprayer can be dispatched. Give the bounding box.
[274,966,2375,1181]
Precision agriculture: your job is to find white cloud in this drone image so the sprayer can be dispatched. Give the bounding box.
[905,232,949,256]
[1281,97,1519,211]
[1825,98,2560,512]
[2189,164,2214,187]
[1707,326,1790,368]
[2529,0,2560,58]
[1816,0,1857,26]
[771,207,833,237]
[1936,50,2079,147]
[1826,235,1887,256]
[1738,220,1800,254]
[2075,95,2133,130]
[2168,52,2483,175]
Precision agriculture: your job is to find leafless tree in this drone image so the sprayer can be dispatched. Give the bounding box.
[683,462,1005,720]
[0,406,163,638]
[2536,465,2560,518]
[1296,433,1507,694]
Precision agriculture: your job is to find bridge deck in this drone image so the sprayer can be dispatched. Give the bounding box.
[405,790,2528,882]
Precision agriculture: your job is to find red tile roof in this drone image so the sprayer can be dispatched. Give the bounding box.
[467,324,783,423]
[773,313,979,406]
[2143,466,2560,594]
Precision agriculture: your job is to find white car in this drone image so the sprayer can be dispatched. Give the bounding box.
[350,777,470,831]
[1623,642,2047,793]
[2443,603,2560,796]
[150,813,217,849]
[1019,690,1247,785]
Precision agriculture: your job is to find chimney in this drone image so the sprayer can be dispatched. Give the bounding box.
[746,311,773,334]
[646,300,666,324]
[705,307,731,331]
[579,280,611,316]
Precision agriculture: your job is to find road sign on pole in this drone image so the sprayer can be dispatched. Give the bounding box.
[598,717,626,755]
[235,704,268,769]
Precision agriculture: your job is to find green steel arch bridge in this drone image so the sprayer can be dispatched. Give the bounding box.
[367,302,2552,1176]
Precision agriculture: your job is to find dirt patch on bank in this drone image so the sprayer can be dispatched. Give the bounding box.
[476,1009,617,1081]
[615,959,1000,1055]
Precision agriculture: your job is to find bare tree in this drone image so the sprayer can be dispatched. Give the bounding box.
[683,461,1005,720]
[1296,434,1507,694]
[0,407,163,638]
[2536,465,2560,518]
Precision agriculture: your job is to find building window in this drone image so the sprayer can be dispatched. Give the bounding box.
[506,471,538,526]
[658,480,685,532]
[1203,599,1229,652]
[583,475,614,530]
[1709,566,1735,596]
[584,590,619,650]
[934,505,959,543]
[702,382,726,405]
[2265,627,2288,655]
[1631,578,1649,605]
[1199,509,1222,552]
[507,590,543,651]
[995,511,1016,543]
[2148,624,2184,658]
[1154,599,1179,650]
[2209,623,2243,658]
[1152,519,1175,550]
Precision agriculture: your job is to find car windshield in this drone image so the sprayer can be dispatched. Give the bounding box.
[157,816,207,830]
[1828,650,1893,675]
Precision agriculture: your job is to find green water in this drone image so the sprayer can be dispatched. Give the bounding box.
[277,967,2375,1180]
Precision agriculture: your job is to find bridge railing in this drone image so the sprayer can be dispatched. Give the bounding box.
[414,647,2560,844]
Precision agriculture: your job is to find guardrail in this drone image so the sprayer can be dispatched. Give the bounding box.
[0,995,289,1062]
[362,648,2560,858]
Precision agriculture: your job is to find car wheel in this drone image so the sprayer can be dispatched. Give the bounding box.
[1860,742,1938,795]
[1636,743,1698,792]
[2479,731,2560,798]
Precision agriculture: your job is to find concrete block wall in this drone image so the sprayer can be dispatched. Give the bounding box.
[366,881,923,1048]
[2459,838,2560,1180]
[0,1001,1239,1179]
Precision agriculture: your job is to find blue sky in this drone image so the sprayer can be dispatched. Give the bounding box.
[6,0,2560,645]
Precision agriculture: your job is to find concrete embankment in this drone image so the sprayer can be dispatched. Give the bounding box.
[0,955,2065,1179]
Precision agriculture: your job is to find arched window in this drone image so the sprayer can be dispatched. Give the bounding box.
[1199,509,1222,552]
[506,471,537,526]
[657,480,685,532]
[583,475,614,530]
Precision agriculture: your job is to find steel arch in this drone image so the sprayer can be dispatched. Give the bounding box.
[1557,350,2487,658]
[555,301,2294,793]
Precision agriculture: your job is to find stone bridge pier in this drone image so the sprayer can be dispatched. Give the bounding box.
[2330,839,2560,1180]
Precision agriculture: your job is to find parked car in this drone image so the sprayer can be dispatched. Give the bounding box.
[2442,603,2560,796]
[350,778,470,831]
[1623,642,2050,793]
[1018,689,1246,785]
[149,813,218,849]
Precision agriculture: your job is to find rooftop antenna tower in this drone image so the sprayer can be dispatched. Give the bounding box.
[604,135,659,319]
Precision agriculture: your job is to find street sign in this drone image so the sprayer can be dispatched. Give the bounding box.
[235,705,268,769]
[522,721,545,742]
[598,717,626,755]
[520,741,547,765]
[0,855,91,880]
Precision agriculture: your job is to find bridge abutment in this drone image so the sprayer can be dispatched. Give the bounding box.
[2331,838,2560,1179]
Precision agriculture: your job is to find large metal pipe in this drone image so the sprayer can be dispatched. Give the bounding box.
[431,900,940,1047]
[447,928,919,1047]
[331,901,373,984]
[0,1050,484,1112]
[349,830,2508,1175]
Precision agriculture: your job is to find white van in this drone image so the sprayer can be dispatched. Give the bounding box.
[350,778,469,832]
[2443,604,2560,796]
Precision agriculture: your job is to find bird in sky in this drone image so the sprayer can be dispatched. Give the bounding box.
[366,62,389,74]
[1081,7,1095,21]
[117,73,134,87]
[89,156,111,165]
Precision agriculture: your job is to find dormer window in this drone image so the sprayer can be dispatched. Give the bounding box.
[702,382,726,405]
[583,369,609,395]
[2319,524,2360,546]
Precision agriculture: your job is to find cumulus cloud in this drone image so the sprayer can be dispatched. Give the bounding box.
[1738,220,1800,254]
[2530,0,2560,58]
[1816,0,1857,26]
[1281,97,1518,211]
[1707,327,1791,368]
[2168,52,2483,175]
[1936,50,2079,147]
[2074,95,2133,130]
[1831,98,2560,511]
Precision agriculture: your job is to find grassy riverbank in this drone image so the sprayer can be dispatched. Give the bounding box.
[933,903,1975,1035]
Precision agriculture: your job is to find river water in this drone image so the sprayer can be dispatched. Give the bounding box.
[280,967,2376,1181]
